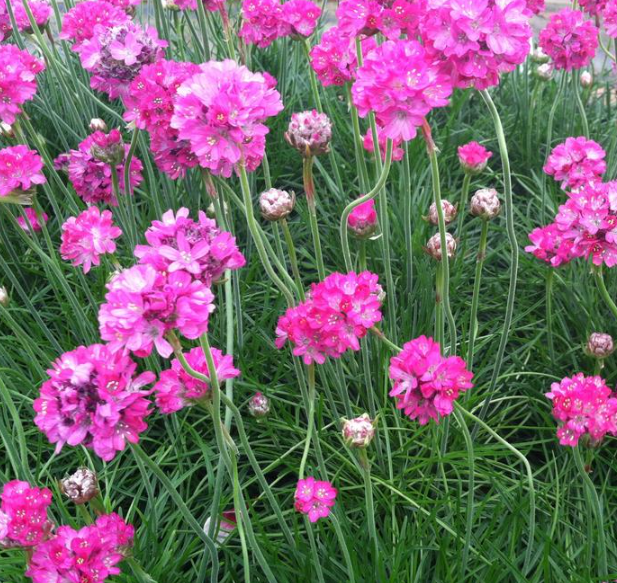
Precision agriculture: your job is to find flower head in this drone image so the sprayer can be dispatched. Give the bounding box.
[342,413,375,447]
[470,188,501,219]
[259,188,295,221]
[281,0,321,37]
[239,0,287,47]
[0,480,52,547]
[457,142,492,175]
[61,1,129,49]
[524,223,574,267]
[426,232,456,261]
[0,145,46,204]
[17,207,48,233]
[248,392,270,417]
[348,199,378,238]
[60,468,99,505]
[543,136,606,190]
[285,110,332,157]
[294,477,337,523]
[13,0,51,33]
[428,200,457,226]
[587,332,614,358]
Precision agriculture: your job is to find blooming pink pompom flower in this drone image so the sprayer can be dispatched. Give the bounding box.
[239,0,287,47]
[77,21,167,99]
[525,223,575,267]
[60,1,129,49]
[33,344,155,461]
[26,513,133,583]
[525,0,544,14]
[457,142,493,174]
[171,59,283,177]
[0,44,45,125]
[579,0,607,15]
[544,137,606,190]
[154,347,240,413]
[389,336,474,425]
[539,9,598,71]
[363,127,405,162]
[281,0,321,37]
[13,0,52,33]
[17,207,48,233]
[0,145,46,203]
[134,207,246,286]
[336,0,382,37]
[99,264,215,357]
[348,199,378,238]
[0,480,52,547]
[546,373,617,446]
[603,0,617,37]
[60,207,122,273]
[294,477,337,523]
[352,39,452,142]
[276,271,383,365]
[60,132,143,205]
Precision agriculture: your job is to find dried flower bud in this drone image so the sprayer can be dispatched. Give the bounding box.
[0,286,8,307]
[535,63,553,81]
[259,189,295,221]
[89,118,108,133]
[428,200,457,226]
[285,110,332,157]
[586,333,614,359]
[580,71,592,88]
[470,188,501,220]
[90,129,124,166]
[60,468,99,505]
[531,46,550,64]
[426,232,456,261]
[348,199,378,238]
[342,413,375,448]
[248,392,270,417]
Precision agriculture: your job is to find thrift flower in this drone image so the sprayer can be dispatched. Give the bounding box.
[60,0,129,49]
[363,126,405,162]
[60,468,99,505]
[426,232,456,260]
[248,392,270,417]
[543,136,606,190]
[428,200,457,226]
[470,188,501,219]
[17,207,47,233]
[239,0,287,47]
[13,0,51,33]
[259,188,295,221]
[458,142,492,175]
[587,332,614,358]
[281,0,321,37]
[0,145,46,204]
[0,480,52,547]
[342,413,375,447]
[294,477,337,523]
[348,199,378,238]
[285,110,332,157]
[524,223,574,267]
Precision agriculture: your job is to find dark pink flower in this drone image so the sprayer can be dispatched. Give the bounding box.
[60,0,129,49]
[294,477,337,523]
[579,0,607,16]
[457,141,493,175]
[0,145,46,203]
[281,0,321,37]
[239,0,287,47]
[348,199,378,238]
[0,480,52,547]
[525,223,575,267]
[544,136,606,190]
[603,0,617,37]
[13,0,51,32]
[17,207,47,233]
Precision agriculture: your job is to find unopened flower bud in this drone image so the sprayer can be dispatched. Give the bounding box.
[426,232,456,261]
[285,110,332,157]
[580,71,592,88]
[248,392,270,417]
[161,0,181,10]
[90,129,124,166]
[0,122,13,139]
[531,46,549,64]
[428,200,457,226]
[536,63,553,81]
[60,468,99,505]
[348,199,378,238]
[89,118,108,133]
[342,413,375,448]
[470,188,501,220]
[0,286,8,307]
[259,188,295,221]
[204,510,236,544]
[586,333,614,359]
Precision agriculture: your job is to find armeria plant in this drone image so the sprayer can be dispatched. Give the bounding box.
[2,0,617,581]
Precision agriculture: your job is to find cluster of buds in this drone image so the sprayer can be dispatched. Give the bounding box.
[470,188,501,220]
[427,200,457,226]
[285,110,332,157]
[342,413,375,448]
[259,188,295,221]
[426,232,457,261]
[248,392,270,418]
[60,468,99,505]
[586,333,614,359]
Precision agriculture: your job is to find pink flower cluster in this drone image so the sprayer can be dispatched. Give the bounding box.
[352,39,452,142]
[171,59,283,177]
[458,141,493,175]
[0,145,46,202]
[546,373,617,446]
[294,477,337,523]
[134,207,245,286]
[60,1,129,50]
[98,264,215,357]
[58,131,143,205]
[579,0,607,16]
[543,136,606,190]
[538,9,598,71]
[60,207,122,273]
[239,0,321,48]
[603,0,617,38]
[525,0,545,15]
[276,271,383,365]
[0,44,45,125]
[26,513,134,583]
[389,336,474,425]
[525,223,575,267]
[124,59,201,179]
[33,343,155,461]
[153,347,240,413]
[4,0,52,34]
[0,480,52,547]
[348,199,378,238]
[17,207,48,233]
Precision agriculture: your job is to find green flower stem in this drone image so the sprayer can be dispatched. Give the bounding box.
[230,448,251,583]
[456,173,472,239]
[467,219,489,371]
[369,327,401,353]
[526,82,542,167]
[358,449,378,555]
[435,260,445,348]
[303,156,326,280]
[546,268,556,364]
[281,218,305,300]
[593,266,617,321]
[346,83,370,192]
[340,141,393,271]
[110,164,133,250]
[330,514,356,583]
[306,519,326,583]
[473,89,519,430]
[299,363,317,480]
[123,129,140,250]
[573,69,590,138]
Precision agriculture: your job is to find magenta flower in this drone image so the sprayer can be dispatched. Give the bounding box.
[17,207,47,233]
[239,0,287,47]
[174,0,224,10]
[457,142,493,175]
[524,224,575,267]
[26,513,133,583]
[544,136,606,190]
[0,44,45,125]
[0,480,52,547]
[525,0,544,15]
[154,347,240,414]
[336,0,382,37]
[98,264,215,357]
[0,145,46,204]
[389,336,474,425]
[546,373,617,446]
[60,0,129,49]
[352,39,452,142]
[363,126,405,162]
[281,0,321,37]
[579,0,607,15]
[276,271,383,365]
[33,344,155,460]
[171,59,284,177]
[539,9,598,71]
[294,477,337,523]
[603,0,617,37]
[13,0,51,32]
[60,207,122,273]
[348,199,378,238]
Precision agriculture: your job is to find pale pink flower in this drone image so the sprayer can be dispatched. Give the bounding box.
[285,110,332,157]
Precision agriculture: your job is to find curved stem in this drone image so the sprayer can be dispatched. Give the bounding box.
[230,448,251,583]
[299,364,316,479]
[304,157,326,280]
[546,268,556,363]
[593,266,617,321]
[369,327,401,353]
[346,83,370,192]
[123,129,140,250]
[467,219,489,371]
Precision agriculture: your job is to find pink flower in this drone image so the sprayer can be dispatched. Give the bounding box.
[525,223,575,267]
[60,132,143,205]
[239,0,287,47]
[457,141,493,174]
[0,480,52,547]
[13,0,51,32]
[60,207,122,273]
[525,0,544,15]
[33,344,155,461]
[17,207,47,233]
[539,9,598,71]
[171,60,283,177]
[0,145,46,203]
[352,39,452,142]
[294,477,337,523]
[348,199,378,238]
[98,264,215,357]
[0,44,45,125]
[26,513,133,583]
[276,271,383,365]
[336,0,382,37]
[154,347,240,413]
[0,3,11,40]
[603,0,617,37]
[363,126,405,162]
[579,0,607,15]
[389,335,474,425]
[281,0,321,37]
[77,21,167,99]
[544,137,606,190]
[134,207,245,286]
[60,1,129,49]
[546,373,617,446]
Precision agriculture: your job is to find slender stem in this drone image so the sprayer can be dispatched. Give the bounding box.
[281,218,305,300]
[546,268,556,363]
[123,129,139,250]
[330,514,356,583]
[435,261,444,347]
[593,266,617,321]
[304,157,326,280]
[456,173,472,238]
[230,449,251,583]
[369,327,401,353]
[526,82,541,167]
[359,449,378,555]
[467,219,489,371]
[573,69,589,138]
[306,518,326,583]
[299,364,316,480]
[346,83,370,192]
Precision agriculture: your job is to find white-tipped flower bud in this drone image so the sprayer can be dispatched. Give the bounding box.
[89,118,108,133]
[0,286,8,307]
[259,189,296,221]
[426,232,456,261]
[536,63,553,81]
[531,46,550,64]
[0,122,14,139]
[428,200,457,226]
[586,333,614,359]
[342,413,375,448]
[285,110,332,157]
[580,71,592,88]
[248,392,270,418]
[60,468,99,505]
[470,188,501,220]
